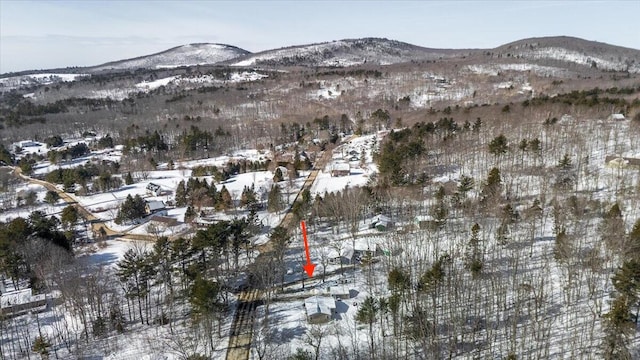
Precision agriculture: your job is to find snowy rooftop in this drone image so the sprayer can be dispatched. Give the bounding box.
[304,295,335,316]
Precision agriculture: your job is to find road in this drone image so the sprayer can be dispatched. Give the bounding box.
[13,167,158,240]
[225,145,336,360]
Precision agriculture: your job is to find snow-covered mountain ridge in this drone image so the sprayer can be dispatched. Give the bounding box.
[88,43,251,72]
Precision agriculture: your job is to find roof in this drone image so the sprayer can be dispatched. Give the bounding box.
[149,215,179,227]
[415,215,435,222]
[146,200,165,211]
[1,288,46,310]
[327,285,351,296]
[609,113,626,120]
[332,162,350,172]
[146,183,161,191]
[372,214,392,224]
[326,245,354,259]
[304,295,335,316]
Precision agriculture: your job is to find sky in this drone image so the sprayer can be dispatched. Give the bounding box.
[1,0,639,74]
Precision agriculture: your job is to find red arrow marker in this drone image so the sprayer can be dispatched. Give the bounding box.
[300,220,316,278]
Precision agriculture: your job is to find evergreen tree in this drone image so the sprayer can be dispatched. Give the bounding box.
[356,296,379,355]
[488,134,508,156]
[44,190,60,205]
[240,185,257,207]
[124,172,134,185]
[115,194,146,225]
[612,259,640,323]
[273,167,284,182]
[481,167,502,203]
[217,185,232,210]
[465,223,483,278]
[267,184,283,213]
[61,205,78,230]
[388,267,411,294]
[175,180,187,206]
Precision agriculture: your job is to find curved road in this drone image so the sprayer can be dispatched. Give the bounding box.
[13,167,157,240]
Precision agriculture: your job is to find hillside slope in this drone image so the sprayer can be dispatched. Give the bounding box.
[88,43,251,72]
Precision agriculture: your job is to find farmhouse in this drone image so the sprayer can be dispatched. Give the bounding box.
[304,295,336,324]
[145,200,166,215]
[146,183,162,196]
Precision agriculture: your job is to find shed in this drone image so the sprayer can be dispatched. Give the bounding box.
[608,114,626,121]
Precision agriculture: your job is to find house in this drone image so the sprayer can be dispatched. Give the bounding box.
[145,200,166,215]
[605,155,640,170]
[304,295,336,324]
[331,162,351,177]
[370,214,393,231]
[608,113,626,121]
[327,246,354,265]
[1,288,48,316]
[326,285,352,300]
[415,215,438,230]
[146,183,161,197]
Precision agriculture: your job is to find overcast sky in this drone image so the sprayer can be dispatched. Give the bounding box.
[1,0,638,74]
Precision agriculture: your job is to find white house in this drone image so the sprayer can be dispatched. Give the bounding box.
[608,113,626,121]
[304,295,336,324]
[146,183,162,197]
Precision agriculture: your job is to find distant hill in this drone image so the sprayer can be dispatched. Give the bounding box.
[229,38,467,67]
[87,43,251,72]
[492,36,640,73]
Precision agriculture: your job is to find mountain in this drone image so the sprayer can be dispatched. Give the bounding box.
[230,38,465,67]
[492,36,640,73]
[88,43,251,72]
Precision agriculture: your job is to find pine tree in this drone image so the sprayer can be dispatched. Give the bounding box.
[44,190,60,205]
[175,180,187,206]
[488,134,508,156]
[273,167,284,182]
[612,259,640,323]
[217,185,232,210]
[61,205,78,230]
[465,223,483,278]
[356,296,379,356]
[481,167,502,203]
[124,172,134,185]
[267,184,283,213]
